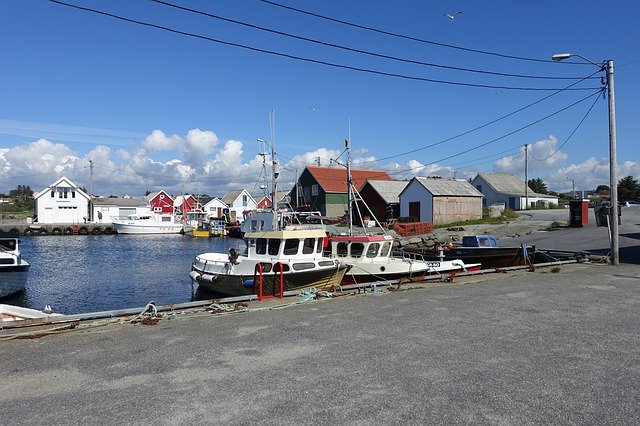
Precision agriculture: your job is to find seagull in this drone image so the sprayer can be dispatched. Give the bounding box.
[443,11,462,20]
[310,106,319,112]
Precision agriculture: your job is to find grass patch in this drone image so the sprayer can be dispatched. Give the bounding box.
[435,209,519,229]
[550,266,561,273]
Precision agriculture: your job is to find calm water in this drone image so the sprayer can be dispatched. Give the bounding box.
[2,234,246,315]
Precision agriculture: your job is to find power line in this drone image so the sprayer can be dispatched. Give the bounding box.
[49,0,600,92]
[151,0,592,81]
[260,0,584,65]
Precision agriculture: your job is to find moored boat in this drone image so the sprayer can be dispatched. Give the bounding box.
[0,231,30,298]
[190,227,348,297]
[112,213,184,234]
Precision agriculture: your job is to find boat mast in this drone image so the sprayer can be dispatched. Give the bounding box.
[269,109,279,231]
[345,138,353,237]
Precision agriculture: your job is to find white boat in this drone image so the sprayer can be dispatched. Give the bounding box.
[0,231,30,298]
[329,140,480,285]
[112,213,184,234]
[0,304,61,322]
[190,227,348,298]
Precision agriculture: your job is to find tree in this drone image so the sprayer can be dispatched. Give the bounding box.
[527,178,548,194]
[617,175,640,201]
[9,185,33,197]
[595,184,610,195]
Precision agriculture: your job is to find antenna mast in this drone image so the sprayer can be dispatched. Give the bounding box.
[269,109,278,230]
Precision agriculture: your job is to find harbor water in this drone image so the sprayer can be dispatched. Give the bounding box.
[2,234,246,315]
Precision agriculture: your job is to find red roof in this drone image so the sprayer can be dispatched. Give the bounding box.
[306,166,392,193]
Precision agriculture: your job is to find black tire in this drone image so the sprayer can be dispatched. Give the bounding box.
[64,227,73,235]
[92,227,101,235]
[39,229,48,235]
[103,226,114,235]
[23,228,34,236]
[9,228,19,235]
[78,226,89,235]
[52,227,63,235]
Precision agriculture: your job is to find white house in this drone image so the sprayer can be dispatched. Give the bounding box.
[399,177,483,225]
[471,173,558,210]
[34,176,90,224]
[201,197,229,219]
[91,197,151,224]
[221,189,257,223]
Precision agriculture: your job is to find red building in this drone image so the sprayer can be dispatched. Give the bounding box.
[148,190,174,214]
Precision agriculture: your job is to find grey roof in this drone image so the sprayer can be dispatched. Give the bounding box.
[221,189,245,205]
[474,173,555,198]
[413,177,483,197]
[92,197,149,207]
[364,180,409,204]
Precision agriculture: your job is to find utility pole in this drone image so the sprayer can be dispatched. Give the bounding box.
[607,59,619,265]
[524,144,528,210]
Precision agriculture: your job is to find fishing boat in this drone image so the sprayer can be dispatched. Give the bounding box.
[190,226,348,297]
[0,231,30,298]
[0,304,61,322]
[399,235,535,269]
[328,139,480,285]
[112,213,184,234]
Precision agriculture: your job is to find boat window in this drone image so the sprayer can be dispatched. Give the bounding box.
[255,238,267,255]
[302,238,315,254]
[258,262,272,273]
[283,239,300,255]
[317,237,324,253]
[319,260,335,267]
[381,242,391,257]
[366,243,380,258]
[292,262,315,271]
[268,239,281,255]
[336,242,348,257]
[351,243,365,258]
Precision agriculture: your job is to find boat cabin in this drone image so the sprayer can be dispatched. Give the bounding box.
[462,235,500,248]
[0,231,21,265]
[328,234,394,262]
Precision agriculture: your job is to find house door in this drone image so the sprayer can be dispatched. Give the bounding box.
[409,202,421,221]
[508,197,516,209]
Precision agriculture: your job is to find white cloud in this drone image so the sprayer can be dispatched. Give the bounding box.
[141,129,182,152]
[181,129,218,166]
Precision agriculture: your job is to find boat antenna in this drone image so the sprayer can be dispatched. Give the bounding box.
[345,138,353,237]
[269,109,279,230]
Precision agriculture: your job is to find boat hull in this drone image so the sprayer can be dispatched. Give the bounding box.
[0,262,30,298]
[342,259,481,285]
[401,246,535,269]
[191,264,348,297]
[112,223,184,234]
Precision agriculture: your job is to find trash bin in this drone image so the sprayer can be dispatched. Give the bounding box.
[569,200,589,227]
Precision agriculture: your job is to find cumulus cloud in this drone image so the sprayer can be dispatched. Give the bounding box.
[141,129,182,152]
[181,129,218,166]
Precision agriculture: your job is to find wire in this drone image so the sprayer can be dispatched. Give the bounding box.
[49,0,600,92]
[260,0,584,65]
[528,91,602,162]
[151,0,592,81]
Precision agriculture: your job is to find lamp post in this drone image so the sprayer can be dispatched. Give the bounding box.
[552,53,618,265]
[567,177,576,199]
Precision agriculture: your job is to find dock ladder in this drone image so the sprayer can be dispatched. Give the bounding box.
[253,262,284,301]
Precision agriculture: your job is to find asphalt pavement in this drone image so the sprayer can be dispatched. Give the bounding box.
[1,207,639,424]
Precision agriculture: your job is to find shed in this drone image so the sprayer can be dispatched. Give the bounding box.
[399,177,483,225]
[471,173,558,210]
[358,179,409,223]
[34,176,91,224]
[91,197,151,223]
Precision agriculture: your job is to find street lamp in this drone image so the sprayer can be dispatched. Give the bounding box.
[567,177,576,199]
[552,53,618,265]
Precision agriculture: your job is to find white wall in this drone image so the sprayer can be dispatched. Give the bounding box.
[36,182,89,224]
[399,180,433,222]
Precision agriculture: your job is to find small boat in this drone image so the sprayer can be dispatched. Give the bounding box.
[328,233,480,285]
[190,226,348,298]
[0,231,30,298]
[0,304,61,322]
[400,235,535,269]
[112,213,184,235]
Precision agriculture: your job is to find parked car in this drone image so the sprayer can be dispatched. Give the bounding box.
[622,201,640,207]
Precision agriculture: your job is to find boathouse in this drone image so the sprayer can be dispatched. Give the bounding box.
[221,189,257,223]
[358,179,410,224]
[91,197,151,224]
[147,190,174,214]
[399,177,483,225]
[34,176,90,224]
[471,173,558,210]
[289,166,392,218]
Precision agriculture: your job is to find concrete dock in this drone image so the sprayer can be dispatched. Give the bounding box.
[1,208,639,423]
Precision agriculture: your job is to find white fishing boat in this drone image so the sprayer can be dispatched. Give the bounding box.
[329,139,480,285]
[0,231,30,299]
[112,213,184,234]
[0,304,61,322]
[190,227,348,297]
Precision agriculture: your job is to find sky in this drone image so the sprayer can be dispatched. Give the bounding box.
[1,0,639,198]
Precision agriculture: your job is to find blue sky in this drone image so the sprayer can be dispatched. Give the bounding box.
[1,0,638,197]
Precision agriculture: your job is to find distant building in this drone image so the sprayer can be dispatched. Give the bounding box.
[91,197,151,223]
[399,177,483,225]
[34,176,90,224]
[471,173,558,210]
[255,190,290,210]
[221,189,257,223]
[289,166,392,217]
[147,190,174,214]
[358,179,410,223]
[200,197,229,219]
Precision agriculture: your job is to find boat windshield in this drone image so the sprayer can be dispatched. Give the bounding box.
[366,243,380,258]
[283,239,300,255]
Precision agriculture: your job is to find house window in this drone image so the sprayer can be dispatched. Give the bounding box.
[154,207,162,212]
[51,190,55,198]
[71,190,75,198]
[311,184,318,196]
[242,195,248,207]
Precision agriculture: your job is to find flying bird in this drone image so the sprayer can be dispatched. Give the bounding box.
[443,11,462,20]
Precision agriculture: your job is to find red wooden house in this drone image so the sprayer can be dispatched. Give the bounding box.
[147,190,174,214]
[179,194,203,214]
